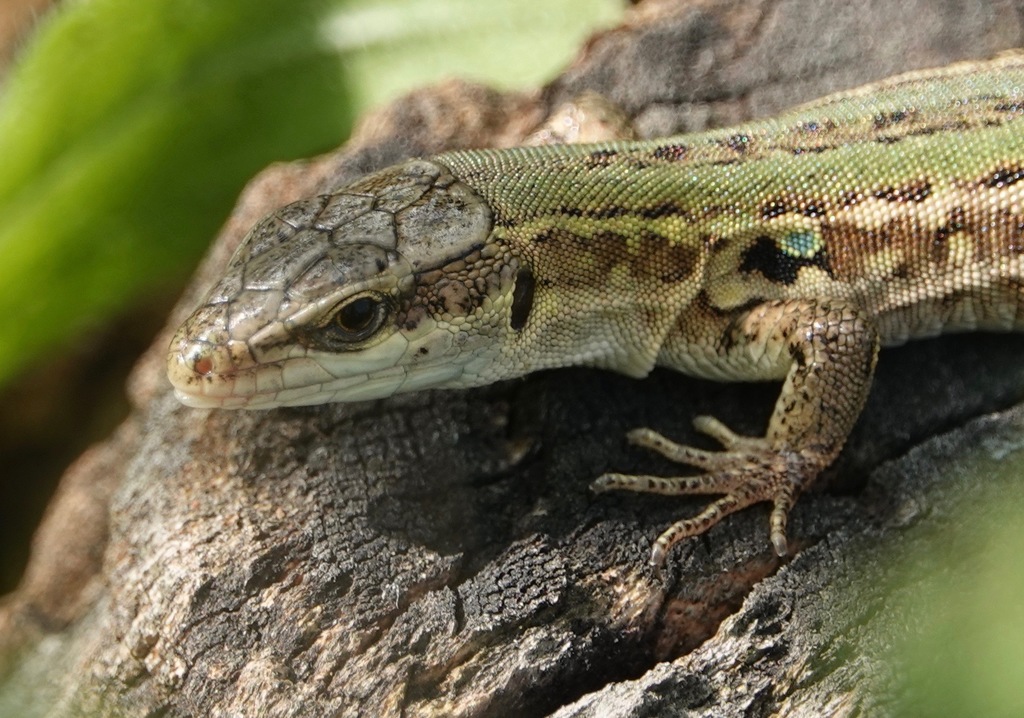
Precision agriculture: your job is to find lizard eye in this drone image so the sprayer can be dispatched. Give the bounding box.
[327,293,389,343]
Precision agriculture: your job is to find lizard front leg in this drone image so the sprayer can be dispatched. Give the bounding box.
[593,299,880,567]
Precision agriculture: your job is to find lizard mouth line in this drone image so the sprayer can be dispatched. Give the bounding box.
[167,349,341,409]
[168,363,321,410]
[169,354,467,409]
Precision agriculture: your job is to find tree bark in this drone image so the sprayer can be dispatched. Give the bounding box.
[5,1,1024,716]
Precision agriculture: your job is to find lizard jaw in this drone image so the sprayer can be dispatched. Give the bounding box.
[167,316,476,409]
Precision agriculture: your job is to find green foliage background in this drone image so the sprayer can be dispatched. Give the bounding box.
[0,0,621,389]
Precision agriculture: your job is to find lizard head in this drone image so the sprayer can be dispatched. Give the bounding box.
[167,159,526,409]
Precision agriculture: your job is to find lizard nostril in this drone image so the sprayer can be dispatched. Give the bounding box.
[193,355,214,376]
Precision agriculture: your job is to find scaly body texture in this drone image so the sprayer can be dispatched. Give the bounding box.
[168,53,1024,566]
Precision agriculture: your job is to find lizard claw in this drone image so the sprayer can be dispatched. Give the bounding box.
[593,420,816,567]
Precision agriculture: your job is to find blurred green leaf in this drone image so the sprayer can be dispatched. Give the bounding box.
[0,0,353,388]
[0,0,621,389]
[891,465,1024,717]
[329,0,623,108]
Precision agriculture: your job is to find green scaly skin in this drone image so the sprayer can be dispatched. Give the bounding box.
[168,53,1024,567]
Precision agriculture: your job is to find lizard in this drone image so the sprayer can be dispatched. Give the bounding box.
[167,52,1024,568]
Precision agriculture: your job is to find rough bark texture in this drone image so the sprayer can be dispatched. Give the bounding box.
[4,0,1024,716]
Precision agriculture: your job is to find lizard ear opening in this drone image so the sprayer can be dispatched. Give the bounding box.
[510,268,535,331]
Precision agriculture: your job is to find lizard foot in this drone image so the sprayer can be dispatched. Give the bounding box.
[592,416,820,568]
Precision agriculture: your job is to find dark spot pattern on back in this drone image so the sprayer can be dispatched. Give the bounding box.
[739,235,833,285]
